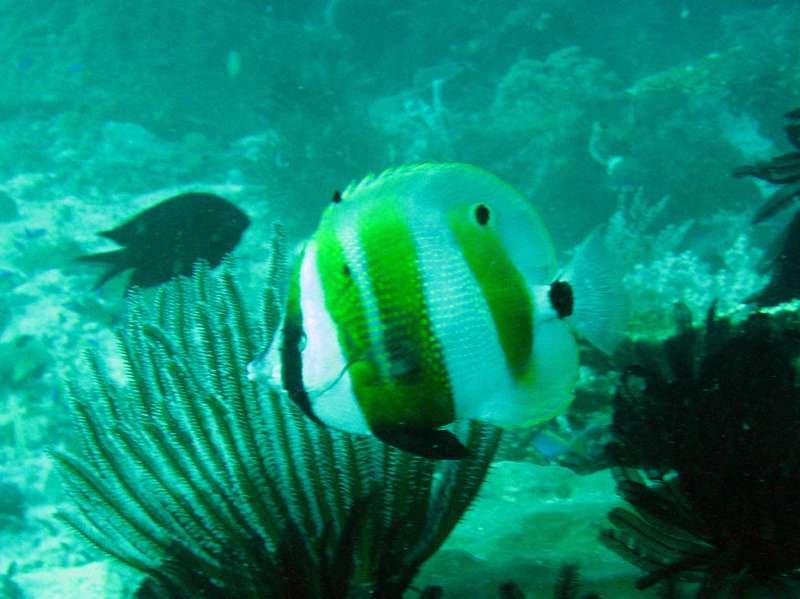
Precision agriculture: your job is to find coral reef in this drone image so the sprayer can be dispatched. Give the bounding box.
[2,2,800,595]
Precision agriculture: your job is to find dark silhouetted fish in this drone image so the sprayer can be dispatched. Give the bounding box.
[733,109,800,306]
[733,109,800,224]
[747,209,800,307]
[78,192,250,290]
[787,108,800,147]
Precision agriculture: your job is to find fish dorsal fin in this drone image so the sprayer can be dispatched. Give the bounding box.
[99,220,138,245]
[340,163,435,200]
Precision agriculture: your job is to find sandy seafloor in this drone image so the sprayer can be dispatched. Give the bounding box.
[1,2,800,597]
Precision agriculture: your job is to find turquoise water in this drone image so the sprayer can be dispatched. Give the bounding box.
[1,2,799,597]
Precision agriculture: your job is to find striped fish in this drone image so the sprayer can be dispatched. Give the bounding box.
[249,163,626,459]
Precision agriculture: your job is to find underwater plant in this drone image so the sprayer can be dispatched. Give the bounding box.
[602,304,800,597]
[52,234,500,598]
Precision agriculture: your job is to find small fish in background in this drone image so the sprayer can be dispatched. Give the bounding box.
[733,109,800,307]
[249,163,628,459]
[531,418,611,474]
[77,192,250,291]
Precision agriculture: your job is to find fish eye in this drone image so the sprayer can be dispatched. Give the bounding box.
[473,203,490,226]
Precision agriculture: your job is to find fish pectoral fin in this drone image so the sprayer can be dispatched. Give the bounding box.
[373,426,470,460]
[561,226,629,355]
[305,361,352,398]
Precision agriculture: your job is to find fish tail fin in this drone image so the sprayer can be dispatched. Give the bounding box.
[75,249,129,290]
[563,227,629,354]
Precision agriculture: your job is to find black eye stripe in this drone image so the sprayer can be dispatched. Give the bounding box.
[475,204,490,225]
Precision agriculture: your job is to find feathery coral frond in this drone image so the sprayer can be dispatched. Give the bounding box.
[54,235,499,598]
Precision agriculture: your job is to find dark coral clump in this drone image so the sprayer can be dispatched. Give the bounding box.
[603,304,800,597]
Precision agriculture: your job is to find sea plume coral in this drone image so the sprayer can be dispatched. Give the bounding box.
[52,231,500,598]
[602,304,800,597]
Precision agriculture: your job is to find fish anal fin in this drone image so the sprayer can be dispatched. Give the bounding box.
[128,265,173,290]
[373,426,470,460]
[75,249,131,290]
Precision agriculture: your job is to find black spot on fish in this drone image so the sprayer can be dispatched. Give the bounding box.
[474,203,490,226]
[332,190,342,204]
[550,280,573,318]
[76,192,249,291]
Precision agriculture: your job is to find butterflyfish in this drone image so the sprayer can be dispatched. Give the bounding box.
[249,163,626,459]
